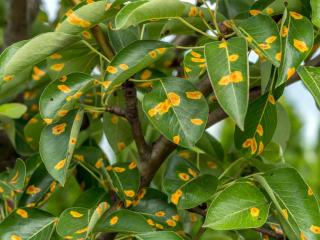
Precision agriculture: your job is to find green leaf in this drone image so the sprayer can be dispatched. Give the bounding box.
[135,231,184,240]
[56,207,90,239]
[39,73,94,123]
[107,24,140,52]
[218,0,255,19]
[8,159,26,191]
[103,90,133,153]
[56,1,117,34]
[102,40,172,96]
[271,103,291,150]
[0,103,27,119]
[24,114,46,150]
[46,41,99,80]
[163,154,218,209]
[87,201,110,236]
[0,208,56,240]
[297,66,320,106]
[114,0,186,30]
[2,32,80,80]
[94,209,154,233]
[234,93,277,156]
[233,14,281,67]
[73,188,109,208]
[130,188,181,230]
[143,77,209,148]
[0,40,30,101]
[311,0,320,28]
[256,168,320,240]
[106,161,140,207]
[277,10,314,87]
[0,159,26,198]
[183,49,206,82]
[204,182,269,230]
[39,109,84,185]
[19,164,56,208]
[205,37,249,130]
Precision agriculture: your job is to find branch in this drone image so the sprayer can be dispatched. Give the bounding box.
[105,106,126,118]
[123,81,152,163]
[4,0,28,47]
[254,227,287,240]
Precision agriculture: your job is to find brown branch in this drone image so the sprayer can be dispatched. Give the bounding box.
[105,106,126,118]
[123,81,152,163]
[254,227,287,240]
[4,0,28,47]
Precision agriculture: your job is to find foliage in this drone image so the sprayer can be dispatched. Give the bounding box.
[0,0,319,239]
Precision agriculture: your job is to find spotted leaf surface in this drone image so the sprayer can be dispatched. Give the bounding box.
[57,0,117,34]
[19,164,56,208]
[234,93,277,156]
[87,202,110,236]
[183,49,206,81]
[143,77,208,148]
[204,182,269,230]
[205,37,249,130]
[94,209,153,233]
[130,188,181,231]
[47,41,99,80]
[103,40,172,96]
[103,91,133,153]
[135,231,184,240]
[106,161,140,207]
[24,114,46,150]
[0,40,31,101]
[39,109,84,185]
[297,66,320,107]
[163,154,218,209]
[233,14,281,67]
[0,208,56,240]
[2,32,79,80]
[56,207,90,239]
[40,73,94,123]
[257,168,320,240]
[114,0,186,30]
[277,10,314,87]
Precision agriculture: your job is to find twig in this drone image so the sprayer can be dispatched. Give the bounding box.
[105,106,127,118]
[123,82,151,163]
[254,227,287,239]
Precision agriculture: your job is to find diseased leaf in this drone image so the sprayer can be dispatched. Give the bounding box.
[163,154,218,209]
[234,93,277,156]
[94,209,154,233]
[103,90,133,153]
[19,164,57,208]
[87,201,110,236]
[39,73,94,123]
[24,114,46,150]
[204,182,269,230]
[46,41,99,80]
[256,168,320,240]
[143,77,208,148]
[205,37,249,129]
[183,49,206,82]
[102,40,172,96]
[218,0,255,19]
[57,207,90,239]
[135,231,184,240]
[130,188,181,231]
[277,10,314,86]
[233,14,281,67]
[297,66,320,106]
[106,161,140,207]
[0,103,27,119]
[57,0,117,34]
[39,109,84,185]
[115,0,186,30]
[0,208,56,240]
[2,32,80,80]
